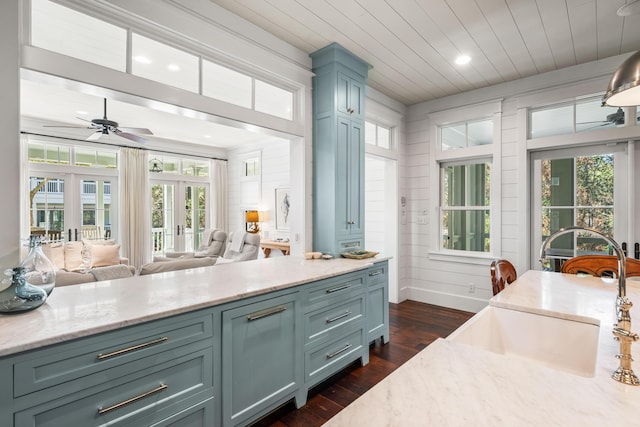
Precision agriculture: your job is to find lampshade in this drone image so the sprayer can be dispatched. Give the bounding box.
[245,211,259,222]
[602,50,640,107]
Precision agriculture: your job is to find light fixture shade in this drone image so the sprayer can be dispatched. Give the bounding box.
[245,211,259,222]
[603,50,640,107]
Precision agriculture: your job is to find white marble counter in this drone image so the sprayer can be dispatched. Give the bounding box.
[324,270,640,426]
[0,256,385,357]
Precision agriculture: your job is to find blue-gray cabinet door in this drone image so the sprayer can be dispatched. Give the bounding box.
[335,117,364,241]
[221,293,299,426]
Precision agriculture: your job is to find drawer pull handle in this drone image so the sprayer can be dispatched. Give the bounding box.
[326,343,352,359]
[326,311,352,323]
[247,305,287,321]
[97,336,168,360]
[369,269,383,277]
[326,284,351,294]
[98,384,168,415]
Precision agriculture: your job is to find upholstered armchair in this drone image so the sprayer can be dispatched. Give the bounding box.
[219,232,260,262]
[165,228,228,259]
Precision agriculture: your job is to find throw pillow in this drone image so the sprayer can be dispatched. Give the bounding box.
[41,242,65,270]
[64,241,91,272]
[90,244,122,268]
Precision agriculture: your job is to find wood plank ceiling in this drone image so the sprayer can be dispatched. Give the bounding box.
[210,0,640,106]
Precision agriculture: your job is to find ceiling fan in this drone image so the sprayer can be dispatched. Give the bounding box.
[44,98,153,144]
[578,107,629,130]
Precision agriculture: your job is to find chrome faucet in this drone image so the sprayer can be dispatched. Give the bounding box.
[539,226,639,386]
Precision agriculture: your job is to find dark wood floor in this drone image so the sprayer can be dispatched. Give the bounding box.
[250,300,474,427]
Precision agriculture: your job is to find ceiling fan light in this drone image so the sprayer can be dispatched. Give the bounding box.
[603,50,640,106]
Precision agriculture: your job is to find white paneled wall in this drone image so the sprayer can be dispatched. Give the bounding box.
[227,138,291,258]
[403,54,640,313]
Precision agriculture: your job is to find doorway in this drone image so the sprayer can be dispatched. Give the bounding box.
[530,143,629,270]
[365,154,398,302]
[151,181,208,256]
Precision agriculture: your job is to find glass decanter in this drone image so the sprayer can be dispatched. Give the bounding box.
[0,267,47,314]
[20,235,56,296]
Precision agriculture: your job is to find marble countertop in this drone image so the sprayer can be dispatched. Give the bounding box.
[325,270,640,426]
[0,256,386,357]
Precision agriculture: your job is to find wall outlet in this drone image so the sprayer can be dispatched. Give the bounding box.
[468,283,475,293]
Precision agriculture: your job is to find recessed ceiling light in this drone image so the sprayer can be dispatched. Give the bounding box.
[455,54,471,65]
[167,64,180,72]
[204,135,212,138]
[134,56,152,64]
[76,110,88,115]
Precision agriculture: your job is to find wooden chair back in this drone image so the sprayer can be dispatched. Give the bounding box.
[561,255,640,278]
[490,259,517,296]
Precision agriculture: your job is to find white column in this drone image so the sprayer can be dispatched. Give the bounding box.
[0,0,21,270]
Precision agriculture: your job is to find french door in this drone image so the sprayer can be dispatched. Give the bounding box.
[28,173,117,242]
[530,143,630,271]
[151,180,208,255]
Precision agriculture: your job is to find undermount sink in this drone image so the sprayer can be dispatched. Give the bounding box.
[448,306,600,377]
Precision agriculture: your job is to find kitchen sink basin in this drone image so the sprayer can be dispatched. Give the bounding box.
[448,306,600,377]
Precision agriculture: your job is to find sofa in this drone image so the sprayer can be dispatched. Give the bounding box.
[39,240,134,287]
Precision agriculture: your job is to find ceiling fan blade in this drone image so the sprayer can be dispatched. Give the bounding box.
[576,120,609,125]
[117,127,153,135]
[43,125,92,129]
[86,131,103,141]
[114,130,148,144]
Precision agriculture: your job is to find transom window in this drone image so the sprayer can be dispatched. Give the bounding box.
[440,119,493,151]
[365,121,391,149]
[30,0,296,121]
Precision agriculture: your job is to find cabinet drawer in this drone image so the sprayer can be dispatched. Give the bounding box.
[305,296,364,345]
[15,347,213,427]
[14,310,213,398]
[337,238,363,254]
[303,272,365,312]
[367,262,388,286]
[305,328,364,385]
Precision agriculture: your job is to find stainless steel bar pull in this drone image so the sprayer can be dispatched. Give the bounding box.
[97,336,169,360]
[247,305,287,321]
[98,384,168,415]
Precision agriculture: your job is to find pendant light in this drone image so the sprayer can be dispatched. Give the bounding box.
[602,50,640,107]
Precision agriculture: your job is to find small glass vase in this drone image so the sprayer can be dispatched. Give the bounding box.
[0,267,47,314]
[20,235,56,296]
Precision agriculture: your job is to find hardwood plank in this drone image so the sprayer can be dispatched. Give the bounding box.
[249,300,474,427]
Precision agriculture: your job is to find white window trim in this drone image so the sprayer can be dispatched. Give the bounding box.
[428,100,502,263]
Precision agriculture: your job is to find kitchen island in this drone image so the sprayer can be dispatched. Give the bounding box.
[0,256,389,427]
[324,270,640,426]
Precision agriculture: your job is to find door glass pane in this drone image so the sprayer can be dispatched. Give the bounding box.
[183,185,207,251]
[80,180,112,241]
[28,176,65,241]
[151,184,175,255]
[538,153,616,271]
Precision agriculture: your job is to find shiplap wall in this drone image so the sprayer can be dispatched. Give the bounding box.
[227,139,291,258]
[403,53,639,313]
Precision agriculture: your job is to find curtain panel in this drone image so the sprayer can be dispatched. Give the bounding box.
[120,148,151,268]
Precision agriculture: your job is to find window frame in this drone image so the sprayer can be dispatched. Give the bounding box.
[429,100,502,263]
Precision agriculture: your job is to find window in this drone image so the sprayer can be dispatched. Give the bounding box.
[365,121,391,149]
[147,155,208,177]
[255,80,293,120]
[31,0,127,71]
[429,100,501,258]
[441,119,492,150]
[131,33,199,93]
[243,158,260,177]
[441,162,491,252]
[529,96,622,139]
[26,139,118,241]
[202,60,252,108]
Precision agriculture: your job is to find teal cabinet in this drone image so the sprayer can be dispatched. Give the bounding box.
[221,292,302,427]
[0,263,387,427]
[367,261,390,344]
[311,43,369,256]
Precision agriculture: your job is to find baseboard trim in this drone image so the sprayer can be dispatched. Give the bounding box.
[407,287,488,313]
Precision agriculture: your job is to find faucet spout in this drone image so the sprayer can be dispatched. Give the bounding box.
[539,226,626,298]
[539,226,638,385]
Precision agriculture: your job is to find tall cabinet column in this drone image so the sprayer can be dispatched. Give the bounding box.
[311,43,369,256]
